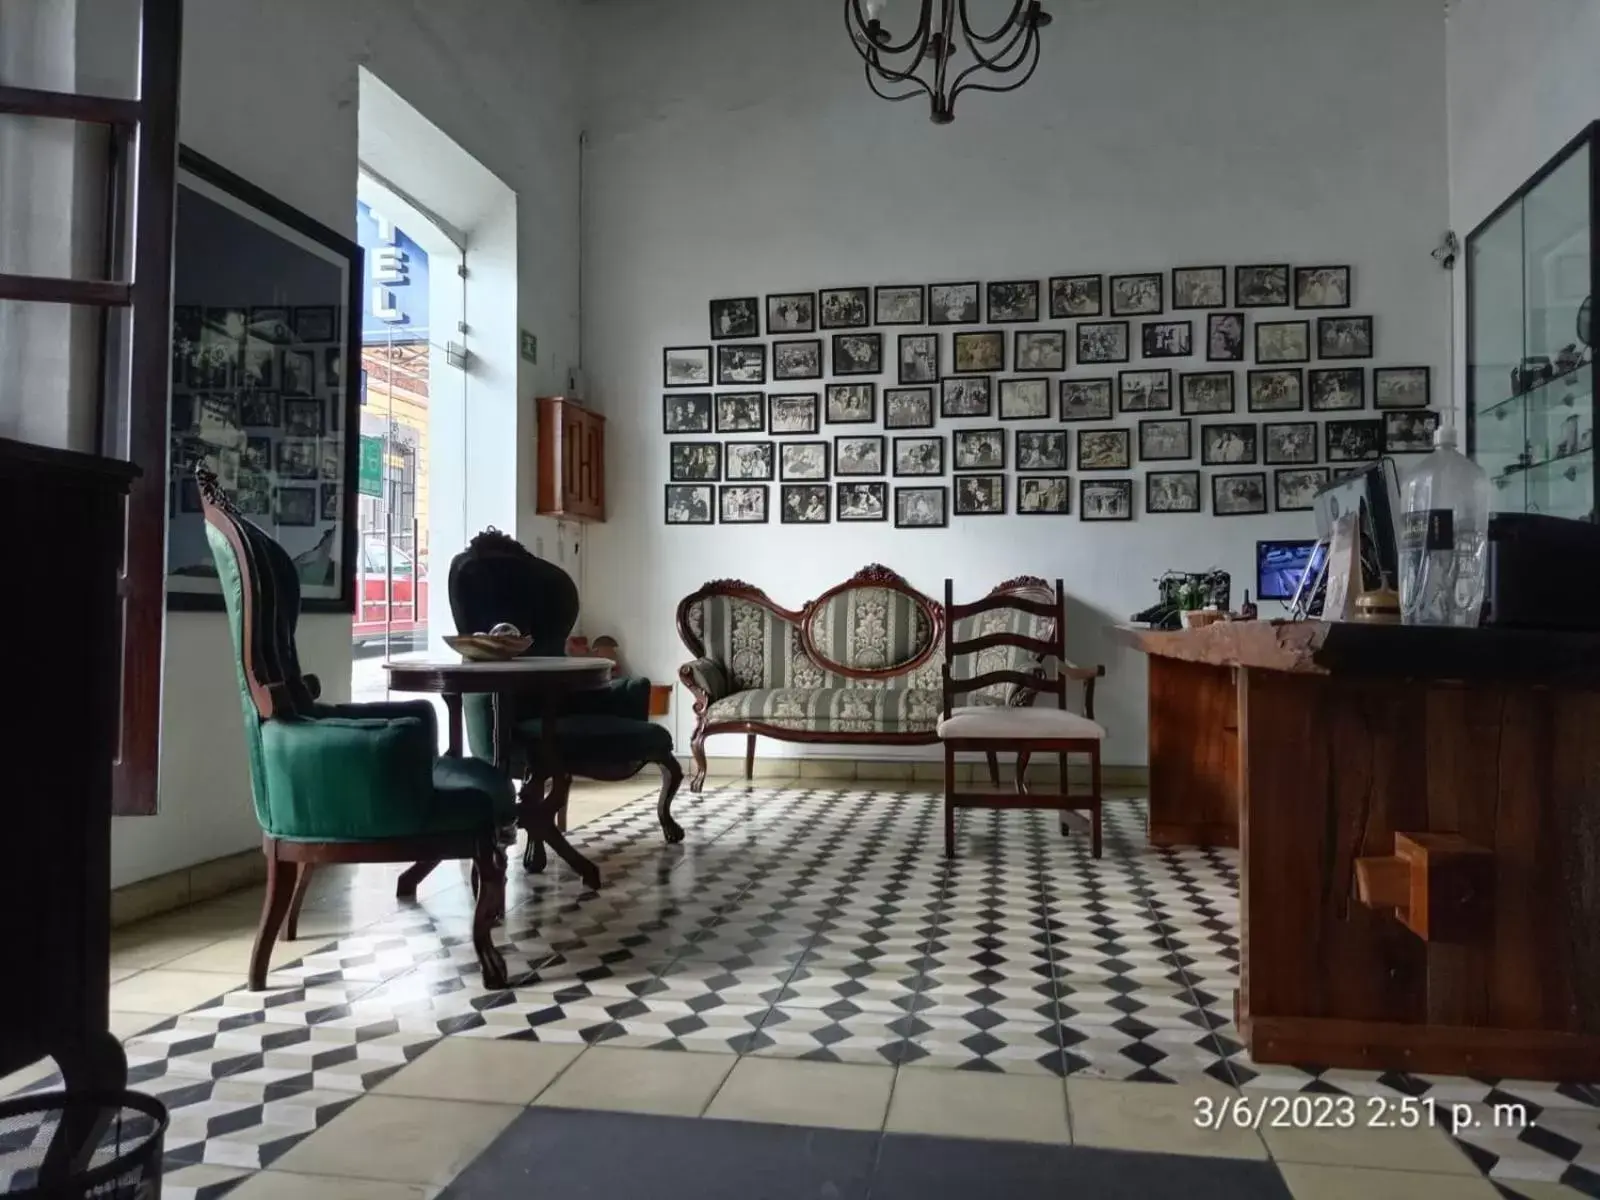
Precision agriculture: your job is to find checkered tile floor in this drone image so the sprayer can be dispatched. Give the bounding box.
[5,784,1599,1198]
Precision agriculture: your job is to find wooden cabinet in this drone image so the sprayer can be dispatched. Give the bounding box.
[536,395,605,522]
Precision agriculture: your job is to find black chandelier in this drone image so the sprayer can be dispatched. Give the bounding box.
[844,0,1052,125]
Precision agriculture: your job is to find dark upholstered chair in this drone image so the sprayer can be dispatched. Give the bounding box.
[449,529,683,871]
[197,470,515,989]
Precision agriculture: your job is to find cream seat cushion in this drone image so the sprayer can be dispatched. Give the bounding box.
[936,705,1105,741]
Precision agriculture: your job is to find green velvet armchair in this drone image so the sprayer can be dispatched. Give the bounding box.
[197,469,515,989]
[448,529,683,873]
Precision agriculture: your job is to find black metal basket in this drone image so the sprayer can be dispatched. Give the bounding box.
[0,1090,168,1199]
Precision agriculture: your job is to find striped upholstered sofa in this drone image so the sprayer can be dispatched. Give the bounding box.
[675,565,1089,792]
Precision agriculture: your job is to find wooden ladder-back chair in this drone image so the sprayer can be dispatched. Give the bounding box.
[938,578,1108,858]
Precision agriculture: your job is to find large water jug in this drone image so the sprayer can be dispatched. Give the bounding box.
[1398,423,1491,626]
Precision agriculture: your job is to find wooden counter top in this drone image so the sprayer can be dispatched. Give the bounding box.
[1115,620,1600,685]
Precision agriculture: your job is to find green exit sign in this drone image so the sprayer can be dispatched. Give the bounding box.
[358,436,384,498]
[520,330,538,363]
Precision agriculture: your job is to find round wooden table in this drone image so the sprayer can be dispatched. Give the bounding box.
[384,656,614,890]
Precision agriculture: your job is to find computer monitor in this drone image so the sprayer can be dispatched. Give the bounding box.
[1313,460,1401,591]
[1256,539,1320,601]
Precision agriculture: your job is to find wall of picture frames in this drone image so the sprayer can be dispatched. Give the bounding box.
[658,267,1437,528]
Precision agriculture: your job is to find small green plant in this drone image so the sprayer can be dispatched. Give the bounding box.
[1177,581,1208,612]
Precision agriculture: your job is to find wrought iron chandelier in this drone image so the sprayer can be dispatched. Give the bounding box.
[844,0,1052,124]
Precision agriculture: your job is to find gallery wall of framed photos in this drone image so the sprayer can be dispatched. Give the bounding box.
[165,148,364,613]
[659,268,1436,527]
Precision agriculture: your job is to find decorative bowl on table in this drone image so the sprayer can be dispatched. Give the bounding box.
[445,625,532,661]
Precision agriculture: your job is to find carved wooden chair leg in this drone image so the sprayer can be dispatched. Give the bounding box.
[1059,751,1072,836]
[985,750,1001,786]
[943,744,958,859]
[1016,751,1032,794]
[250,846,299,990]
[471,834,509,990]
[745,734,757,781]
[521,774,548,874]
[657,752,686,844]
[689,732,708,794]
[395,859,439,899]
[283,862,314,940]
[1090,747,1103,859]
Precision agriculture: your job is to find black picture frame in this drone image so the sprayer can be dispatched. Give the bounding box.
[664,345,713,388]
[766,292,816,334]
[954,474,1007,515]
[1373,366,1431,410]
[1309,367,1366,412]
[1179,371,1235,415]
[1383,410,1440,453]
[670,440,723,481]
[1050,274,1103,318]
[1015,429,1069,471]
[825,382,877,424]
[1294,266,1352,310]
[781,483,832,524]
[1247,368,1305,413]
[952,330,1006,374]
[779,441,830,481]
[819,286,871,329]
[1236,264,1291,308]
[1016,475,1072,514]
[1274,467,1331,511]
[1015,330,1068,372]
[832,332,884,376]
[719,484,770,524]
[283,396,323,438]
[833,434,887,477]
[166,147,360,614]
[768,392,821,435]
[836,481,889,522]
[998,377,1052,420]
[1212,471,1269,516]
[1172,266,1227,310]
[665,484,715,525]
[986,280,1040,324]
[1110,273,1163,316]
[1206,312,1246,362]
[898,333,940,384]
[1076,427,1132,471]
[1200,423,1259,466]
[725,440,777,482]
[717,343,767,386]
[1077,321,1130,365]
[1080,479,1134,521]
[1255,320,1311,364]
[953,428,1007,471]
[894,485,949,528]
[1118,368,1173,412]
[1262,421,1319,465]
[281,348,317,397]
[884,387,936,430]
[1142,320,1193,359]
[710,296,760,340]
[893,435,945,477]
[772,339,823,381]
[940,376,992,418]
[1146,470,1202,513]
[1325,418,1385,462]
[1318,315,1375,360]
[1138,418,1193,462]
[928,282,980,325]
[714,392,765,433]
[875,285,926,325]
[1059,378,1113,421]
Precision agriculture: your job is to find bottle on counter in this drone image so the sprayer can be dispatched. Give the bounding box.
[1398,422,1491,627]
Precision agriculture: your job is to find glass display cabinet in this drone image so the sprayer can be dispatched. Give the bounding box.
[1467,122,1598,522]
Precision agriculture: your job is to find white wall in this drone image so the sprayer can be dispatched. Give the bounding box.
[109,0,586,886]
[579,0,1452,766]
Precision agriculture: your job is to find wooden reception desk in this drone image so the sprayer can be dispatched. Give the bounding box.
[1119,620,1600,1080]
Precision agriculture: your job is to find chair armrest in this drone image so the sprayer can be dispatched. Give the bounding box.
[304,673,322,701]
[678,657,730,705]
[1060,661,1106,720]
[312,698,439,739]
[260,715,436,841]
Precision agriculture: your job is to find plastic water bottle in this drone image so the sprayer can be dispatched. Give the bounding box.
[1398,423,1491,626]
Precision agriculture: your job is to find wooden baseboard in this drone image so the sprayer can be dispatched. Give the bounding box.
[1150,821,1238,849]
[1247,1015,1600,1080]
[111,848,264,928]
[681,754,1148,789]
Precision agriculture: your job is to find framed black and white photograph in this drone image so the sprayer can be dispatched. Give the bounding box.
[1236,264,1290,307]
[820,286,870,328]
[1172,266,1226,310]
[1110,273,1163,316]
[999,377,1051,420]
[1139,418,1192,462]
[1118,368,1173,412]
[726,441,776,481]
[1294,266,1351,310]
[291,305,335,343]
[875,285,926,325]
[1374,366,1430,409]
[663,392,712,434]
[717,343,767,385]
[711,296,760,339]
[1077,428,1131,471]
[899,333,939,384]
[781,484,830,524]
[833,332,883,376]
[1384,410,1439,453]
[283,396,323,437]
[1077,321,1130,365]
[1016,430,1068,470]
[715,391,765,432]
[1318,315,1374,359]
[719,484,769,524]
[893,435,944,476]
[1180,371,1235,415]
[1147,470,1202,514]
[241,340,277,390]
[665,484,714,525]
[940,375,992,418]
[1275,467,1330,511]
[1060,378,1113,421]
[274,485,318,527]
[1309,367,1365,411]
[780,441,829,481]
[895,485,949,528]
[275,438,319,480]
[834,435,886,476]
[767,292,816,334]
[953,428,1006,471]
[1015,330,1067,371]
[1206,312,1245,362]
[953,330,1005,374]
[1081,479,1134,521]
[1050,274,1102,318]
[884,387,935,429]
[1142,321,1192,359]
[929,282,980,324]
[769,392,820,435]
[282,349,316,397]
[955,474,1006,515]
[670,441,723,481]
[1212,472,1268,516]
[664,345,713,388]
[1255,320,1310,364]
[825,382,876,424]
[1201,423,1258,465]
[1247,368,1304,412]
[239,390,281,429]
[773,339,823,381]
[1325,419,1384,462]
[1017,476,1071,514]
[837,481,888,522]
[1263,421,1318,465]
[987,280,1040,323]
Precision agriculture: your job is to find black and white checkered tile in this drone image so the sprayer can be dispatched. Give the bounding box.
[6,783,1600,1199]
